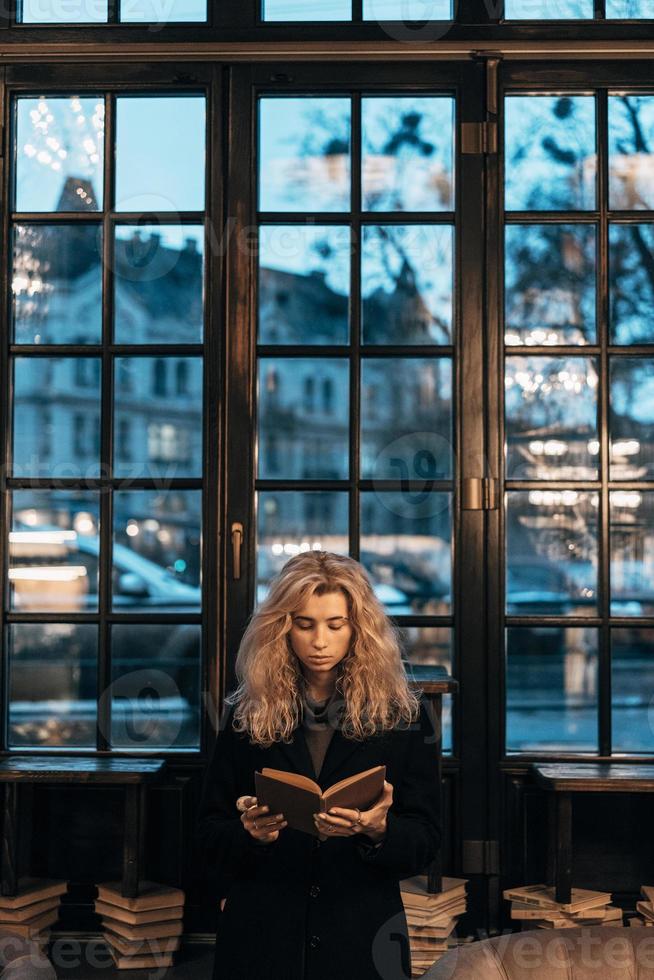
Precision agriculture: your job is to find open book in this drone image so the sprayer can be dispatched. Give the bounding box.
[254,765,386,837]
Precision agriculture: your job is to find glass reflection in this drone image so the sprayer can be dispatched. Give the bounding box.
[505,356,598,480]
[505,225,596,346]
[607,0,654,13]
[612,629,654,753]
[13,224,103,345]
[114,225,204,344]
[111,624,200,749]
[363,0,451,16]
[259,226,350,344]
[263,0,350,17]
[361,358,452,479]
[609,96,654,210]
[505,96,596,211]
[9,491,100,612]
[362,97,454,212]
[15,96,104,213]
[9,623,97,748]
[610,491,654,617]
[506,491,598,617]
[259,98,351,213]
[256,491,349,604]
[610,358,654,479]
[115,96,206,213]
[397,625,453,753]
[258,359,349,479]
[121,0,207,20]
[360,491,452,614]
[362,225,453,344]
[114,357,203,479]
[13,357,101,478]
[112,490,201,612]
[609,224,654,344]
[505,0,593,13]
[506,627,598,753]
[18,0,107,20]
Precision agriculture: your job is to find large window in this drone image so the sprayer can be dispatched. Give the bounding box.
[5,86,208,750]
[254,83,459,750]
[503,80,654,755]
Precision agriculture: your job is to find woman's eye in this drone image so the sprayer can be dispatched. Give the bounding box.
[329,625,343,631]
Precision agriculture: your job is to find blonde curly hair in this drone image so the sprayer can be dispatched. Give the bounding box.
[225,550,420,746]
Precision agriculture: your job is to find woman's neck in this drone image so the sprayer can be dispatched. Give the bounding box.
[300,668,338,702]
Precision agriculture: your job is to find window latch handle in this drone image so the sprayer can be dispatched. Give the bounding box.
[231,522,244,580]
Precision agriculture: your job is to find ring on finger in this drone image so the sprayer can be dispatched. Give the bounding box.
[253,820,258,830]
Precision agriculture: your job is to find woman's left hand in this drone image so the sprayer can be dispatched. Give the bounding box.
[312,780,393,841]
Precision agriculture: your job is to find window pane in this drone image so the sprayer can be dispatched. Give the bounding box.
[259,225,350,345]
[609,95,654,211]
[506,491,598,617]
[9,623,97,748]
[256,492,349,604]
[398,625,453,752]
[610,358,654,479]
[505,96,596,211]
[361,358,452,479]
[609,224,654,344]
[13,357,101,478]
[362,225,453,345]
[505,356,599,480]
[18,0,107,20]
[112,490,201,612]
[610,491,654,617]
[263,0,350,18]
[121,0,207,21]
[258,359,349,479]
[13,224,103,345]
[506,627,598,753]
[114,224,204,344]
[607,0,654,14]
[114,357,203,478]
[505,0,593,14]
[363,0,451,16]
[9,491,100,612]
[360,491,452,614]
[115,96,205,213]
[259,98,351,213]
[111,624,200,749]
[362,97,454,212]
[15,96,104,213]
[505,225,596,347]
[612,628,654,753]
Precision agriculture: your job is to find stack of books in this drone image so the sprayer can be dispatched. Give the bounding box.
[95,880,185,970]
[503,885,622,929]
[628,885,654,928]
[0,877,67,946]
[400,875,468,978]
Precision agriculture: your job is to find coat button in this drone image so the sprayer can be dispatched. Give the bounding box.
[309,936,321,949]
[312,838,321,850]
[309,885,320,898]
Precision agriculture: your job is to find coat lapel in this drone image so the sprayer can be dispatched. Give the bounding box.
[270,719,377,788]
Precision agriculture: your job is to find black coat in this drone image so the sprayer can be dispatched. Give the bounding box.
[195,693,441,980]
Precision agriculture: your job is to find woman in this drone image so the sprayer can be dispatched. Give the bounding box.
[196,550,441,980]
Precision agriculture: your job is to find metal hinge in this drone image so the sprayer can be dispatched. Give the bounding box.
[462,839,500,876]
[461,121,498,155]
[461,477,498,511]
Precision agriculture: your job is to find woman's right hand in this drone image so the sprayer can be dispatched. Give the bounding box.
[239,796,287,842]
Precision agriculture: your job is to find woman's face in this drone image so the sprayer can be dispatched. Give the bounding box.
[289,590,353,677]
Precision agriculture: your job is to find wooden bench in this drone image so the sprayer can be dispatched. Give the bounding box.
[531,762,654,904]
[0,757,166,899]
